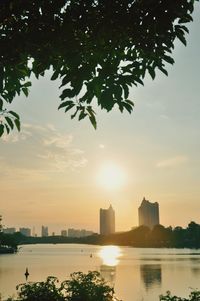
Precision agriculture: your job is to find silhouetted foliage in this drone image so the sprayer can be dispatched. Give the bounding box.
[0,231,25,249]
[0,0,198,133]
[160,290,200,301]
[63,271,115,301]
[5,271,117,301]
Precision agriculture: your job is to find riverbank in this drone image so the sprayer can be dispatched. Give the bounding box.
[0,246,16,254]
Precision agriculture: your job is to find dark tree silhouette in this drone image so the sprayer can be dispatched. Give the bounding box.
[0,0,198,134]
[5,271,116,301]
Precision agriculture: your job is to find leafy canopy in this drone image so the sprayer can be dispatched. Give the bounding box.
[6,271,116,301]
[160,290,200,301]
[0,0,198,134]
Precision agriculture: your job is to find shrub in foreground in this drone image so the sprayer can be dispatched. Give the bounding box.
[5,271,116,301]
[4,271,200,301]
[160,290,200,301]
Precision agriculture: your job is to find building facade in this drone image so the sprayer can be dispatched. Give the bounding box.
[100,205,115,235]
[67,228,94,238]
[3,227,16,234]
[19,227,31,236]
[41,225,48,237]
[138,197,159,229]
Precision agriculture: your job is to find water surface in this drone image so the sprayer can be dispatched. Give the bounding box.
[1,244,200,301]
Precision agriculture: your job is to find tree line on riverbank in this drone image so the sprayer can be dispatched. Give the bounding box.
[1,221,200,249]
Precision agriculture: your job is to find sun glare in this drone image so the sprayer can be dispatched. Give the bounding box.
[99,246,122,266]
[97,162,126,190]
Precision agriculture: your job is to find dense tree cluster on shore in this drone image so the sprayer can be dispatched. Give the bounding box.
[2,221,200,249]
[0,231,23,249]
[97,221,200,248]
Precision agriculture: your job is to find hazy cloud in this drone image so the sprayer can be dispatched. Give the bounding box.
[0,123,88,180]
[156,155,188,168]
[159,114,170,120]
[1,128,32,143]
[99,144,105,149]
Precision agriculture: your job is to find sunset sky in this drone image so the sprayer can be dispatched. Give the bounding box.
[0,7,200,235]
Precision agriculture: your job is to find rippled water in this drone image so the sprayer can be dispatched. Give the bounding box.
[1,244,200,301]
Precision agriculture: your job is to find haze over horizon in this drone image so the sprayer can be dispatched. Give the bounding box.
[0,7,200,235]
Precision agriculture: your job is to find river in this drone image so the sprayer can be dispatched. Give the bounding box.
[1,244,200,301]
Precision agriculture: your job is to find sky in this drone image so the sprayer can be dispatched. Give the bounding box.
[0,7,200,235]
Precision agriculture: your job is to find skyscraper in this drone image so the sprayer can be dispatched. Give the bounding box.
[138,197,159,229]
[41,225,48,237]
[100,205,115,235]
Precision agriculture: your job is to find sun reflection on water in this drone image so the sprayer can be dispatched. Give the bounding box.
[99,246,122,266]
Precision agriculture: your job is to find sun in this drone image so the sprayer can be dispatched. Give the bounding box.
[97,162,126,190]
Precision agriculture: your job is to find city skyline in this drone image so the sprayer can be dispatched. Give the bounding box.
[0,5,200,232]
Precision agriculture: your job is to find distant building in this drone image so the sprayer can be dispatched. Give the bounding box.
[19,227,31,236]
[68,228,94,238]
[100,205,115,235]
[41,225,48,237]
[0,215,2,233]
[3,227,16,234]
[138,197,159,229]
[61,230,67,237]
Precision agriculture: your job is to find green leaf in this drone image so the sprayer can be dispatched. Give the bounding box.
[78,110,87,121]
[122,102,133,114]
[51,71,60,81]
[0,98,3,110]
[14,118,20,131]
[113,85,122,101]
[0,124,4,137]
[176,32,187,46]
[71,108,79,119]
[4,124,10,134]
[22,87,29,97]
[60,88,77,100]
[158,67,168,76]
[58,100,74,110]
[134,77,144,86]
[23,81,32,88]
[5,116,14,129]
[118,102,124,113]
[9,111,20,119]
[89,114,97,130]
[148,67,156,79]
[163,55,174,65]
[65,104,75,113]
[123,85,129,99]
[125,99,134,106]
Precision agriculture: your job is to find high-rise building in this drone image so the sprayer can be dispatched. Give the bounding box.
[138,197,159,229]
[100,205,115,235]
[41,225,48,237]
[19,227,31,236]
